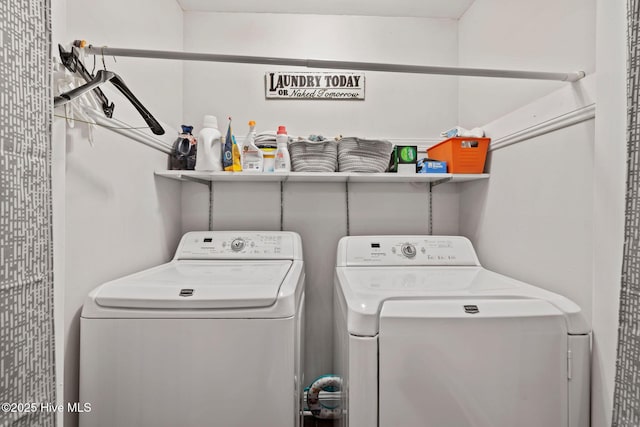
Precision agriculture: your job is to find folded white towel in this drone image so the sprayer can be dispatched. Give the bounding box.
[440,126,485,138]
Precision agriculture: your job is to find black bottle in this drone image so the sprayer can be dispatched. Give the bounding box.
[169,125,197,170]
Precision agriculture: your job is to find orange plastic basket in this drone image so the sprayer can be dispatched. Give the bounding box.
[426,137,490,174]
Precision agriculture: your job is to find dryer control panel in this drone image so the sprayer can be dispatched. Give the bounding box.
[174,231,303,260]
[337,236,481,267]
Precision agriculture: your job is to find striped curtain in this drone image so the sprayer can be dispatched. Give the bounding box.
[612,1,640,425]
[0,0,56,426]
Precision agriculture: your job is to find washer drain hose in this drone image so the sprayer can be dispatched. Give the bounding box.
[304,375,343,419]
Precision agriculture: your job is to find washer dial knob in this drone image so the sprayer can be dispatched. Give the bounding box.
[231,238,245,252]
[401,243,417,258]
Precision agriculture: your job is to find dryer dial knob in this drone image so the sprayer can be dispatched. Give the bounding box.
[231,238,245,252]
[401,243,417,258]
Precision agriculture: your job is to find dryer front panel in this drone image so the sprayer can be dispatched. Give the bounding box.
[379,299,569,427]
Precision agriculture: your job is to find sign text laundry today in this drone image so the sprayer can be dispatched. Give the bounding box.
[265,72,365,100]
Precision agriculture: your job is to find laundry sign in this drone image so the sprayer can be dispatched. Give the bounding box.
[265,72,365,100]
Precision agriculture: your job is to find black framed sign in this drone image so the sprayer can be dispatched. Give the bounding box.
[265,72,365,100]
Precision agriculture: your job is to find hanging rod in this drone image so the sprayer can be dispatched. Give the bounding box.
[85,45,585,82]
[57,45,165,135]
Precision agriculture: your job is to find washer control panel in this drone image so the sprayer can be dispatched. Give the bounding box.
[339,236,480,267]
[175,231,301,260]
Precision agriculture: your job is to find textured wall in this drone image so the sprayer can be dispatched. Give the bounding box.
[612,1,640,425]
[0,0,55,426]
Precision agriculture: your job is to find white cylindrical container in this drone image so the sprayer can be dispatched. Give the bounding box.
[195,115,222,171]
[274,125,291,172]
[261,148,276,172]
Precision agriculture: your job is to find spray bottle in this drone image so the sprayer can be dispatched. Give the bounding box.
[241,120,264,172]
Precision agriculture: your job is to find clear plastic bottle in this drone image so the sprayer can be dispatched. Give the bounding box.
[195,115,222,171]
[241,120,264,173]
[274,125,291,172]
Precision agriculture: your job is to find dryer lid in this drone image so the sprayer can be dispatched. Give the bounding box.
[336,266,589,336]
[94,260,292,309]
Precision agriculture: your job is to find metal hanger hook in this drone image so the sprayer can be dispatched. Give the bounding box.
[101,46,107,70]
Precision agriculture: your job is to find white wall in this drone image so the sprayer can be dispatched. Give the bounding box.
[592,1,627,426]
[459,122,595,319]
[50,2,616,424]
[180,12,462,382]
[53,0,184,426]
[51,2,69,425]
[458,1,628,426]
[458,0,596,127]
[182,12,459,138]
[458,0,596,307]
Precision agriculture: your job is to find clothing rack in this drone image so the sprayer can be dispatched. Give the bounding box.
[56,45,165,135]
[85,45,585,82]
[63,44,584,155]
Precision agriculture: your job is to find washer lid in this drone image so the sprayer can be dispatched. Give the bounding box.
[336,266,588,336]
[95,260,292,309]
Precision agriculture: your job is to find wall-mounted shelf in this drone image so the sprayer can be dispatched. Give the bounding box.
[155,170,489,184]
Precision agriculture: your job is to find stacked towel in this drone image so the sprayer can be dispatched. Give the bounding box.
[337,137,394,172]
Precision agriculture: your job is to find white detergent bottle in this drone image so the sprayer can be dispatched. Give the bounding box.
[274,125,291,172]
[241,120,264,173]
[195,115,222,171]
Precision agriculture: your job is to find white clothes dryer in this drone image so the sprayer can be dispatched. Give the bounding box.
[80,231,305,427]
[334,235,590,427]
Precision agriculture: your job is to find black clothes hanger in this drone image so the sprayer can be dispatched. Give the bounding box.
[55,44,165,136]
[54,69,115,107]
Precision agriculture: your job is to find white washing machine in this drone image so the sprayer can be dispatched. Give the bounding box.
[80,231,305,427]
[334,235,590,427]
